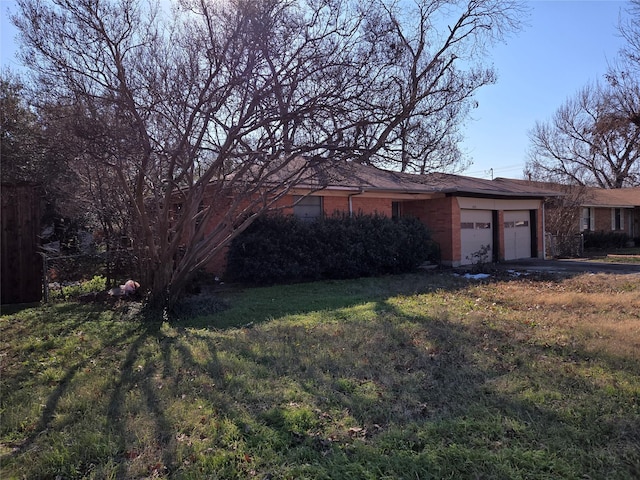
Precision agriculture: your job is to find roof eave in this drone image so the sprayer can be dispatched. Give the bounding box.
[442,188,555,199]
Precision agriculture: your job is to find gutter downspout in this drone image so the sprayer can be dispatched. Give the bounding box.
[348,189,365,217]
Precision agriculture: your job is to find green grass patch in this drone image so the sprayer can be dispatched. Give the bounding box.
[1,272,639,479]
[585,247,640,264]
[600,254,640,264]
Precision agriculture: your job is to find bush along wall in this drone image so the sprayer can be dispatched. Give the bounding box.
[583,230,631,250]
[226,213,437,284]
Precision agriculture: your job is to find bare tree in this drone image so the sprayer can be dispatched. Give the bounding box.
[617,0,640,70]
[605,0,640,129]
[332,0,522,173]
[541,183,589,257]
[14,0,524,310]
[527,1,640,189]
[526,83,640,188]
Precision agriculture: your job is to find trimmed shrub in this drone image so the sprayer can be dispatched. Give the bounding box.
[226,213,436,284]
[583,230,630,250]
[225,215,323,285]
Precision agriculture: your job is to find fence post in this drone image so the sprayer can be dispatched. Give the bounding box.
[42,253,49,304]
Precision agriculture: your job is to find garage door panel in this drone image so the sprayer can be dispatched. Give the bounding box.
[460,210,493,265]
[504,210,531,260]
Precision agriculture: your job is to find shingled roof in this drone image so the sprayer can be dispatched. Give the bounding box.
[284,159,560,198]
[581,188,640,207]
[493,177,640,207]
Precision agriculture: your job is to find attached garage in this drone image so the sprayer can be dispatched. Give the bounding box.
[460,209,493,265]
[503,210,532,260]
[457,197,544,266]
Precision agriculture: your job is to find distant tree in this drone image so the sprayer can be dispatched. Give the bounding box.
[0,71,45,183]
[1,72,83,248]
[526,2,640,189]
[1,71,127,252]
[605,0,640,130]
[617,0,640,71]
[543,184,584,236]
[13,0,525,310]
[525,83,640,188]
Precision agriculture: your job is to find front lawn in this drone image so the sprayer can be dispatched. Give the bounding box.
[585,247,640,264]
[585,251,640,265]
[1,272,639,479]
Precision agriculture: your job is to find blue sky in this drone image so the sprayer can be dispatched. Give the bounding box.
[0,0,630,179]
[462,0,629,179]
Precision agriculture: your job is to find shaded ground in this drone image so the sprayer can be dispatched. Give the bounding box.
[497,258,640,276]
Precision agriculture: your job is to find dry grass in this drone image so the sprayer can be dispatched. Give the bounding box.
[475,274,640,359]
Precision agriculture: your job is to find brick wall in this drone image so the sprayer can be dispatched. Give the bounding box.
[351,197,393,217]
[593,207,613,232]
[403,196,458,264]
[283,194,394,218]
[322,196,349,216]
[496,211,505,261]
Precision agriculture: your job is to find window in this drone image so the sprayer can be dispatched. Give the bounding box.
[581,207,594,231]
[293,195,322,221]
[612,208,624,231]
[392,201,401,219]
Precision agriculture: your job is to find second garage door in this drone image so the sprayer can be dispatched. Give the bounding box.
[504,210,532,260]
[460,209,493,265]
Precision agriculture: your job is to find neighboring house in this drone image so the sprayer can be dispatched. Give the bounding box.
[202,161,560,275]
[502,179,640,240]
[579,188,640,240]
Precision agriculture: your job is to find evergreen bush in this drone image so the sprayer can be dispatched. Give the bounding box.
[226,213,436,284]
[583,230,630,250]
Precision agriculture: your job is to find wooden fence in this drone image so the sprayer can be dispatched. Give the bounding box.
[1,183,43,305]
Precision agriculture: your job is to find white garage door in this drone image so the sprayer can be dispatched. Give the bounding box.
[460,209,493,265]
[504,210,531,260]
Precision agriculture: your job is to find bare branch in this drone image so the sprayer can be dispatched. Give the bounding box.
[13,0,526,308]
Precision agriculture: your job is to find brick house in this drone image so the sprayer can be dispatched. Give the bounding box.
[501,179,640,241]
[202,161,559,276]
[579,188,640,240]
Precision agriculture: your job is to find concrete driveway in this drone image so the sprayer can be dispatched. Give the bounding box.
[497,258,640,276]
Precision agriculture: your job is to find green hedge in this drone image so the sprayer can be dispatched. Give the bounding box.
[226,214,438,284]
[583,230,631,250]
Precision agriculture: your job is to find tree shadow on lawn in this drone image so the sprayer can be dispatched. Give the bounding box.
[3,272,638,479]
[2,314,184,478]
[252,300,640,478]
[105,320,178,478]
[175,267,622,331]
[0,304,137,414]
[0,311,144,467]
[177,270,499,330]
[152,293,638,478]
